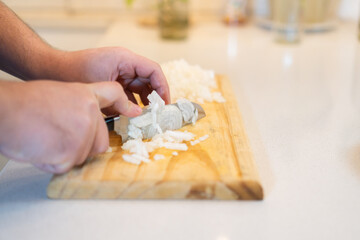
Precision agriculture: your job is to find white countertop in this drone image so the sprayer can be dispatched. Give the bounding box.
[1,18,360,240]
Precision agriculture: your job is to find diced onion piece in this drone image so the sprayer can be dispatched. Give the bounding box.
[123,154,142,165]
[131,154,151,163]
[128,124,143,139]
[151,102,158,127]
[212,92,226,103]
[157,105,183,132]
[130,112,152,128]
[161,59,225,103]
[190,140,200,146]
[122,129,208,165]
[122,139,149,158]
[161,142,188,151]
[148,90,165,111]
[155,124,163,135]
[176,98,195,123]
[164,130,195,142]
[190,134,209,146]
[199,135,209,141]
[154,154,165,161]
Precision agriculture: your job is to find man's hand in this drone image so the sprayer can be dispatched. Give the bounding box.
[53,47,170,106]
[0,80,141,174]
[0,2,170,105]
[0,2,170,174]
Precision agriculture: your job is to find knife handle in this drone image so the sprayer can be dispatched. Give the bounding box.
[104,116,120,131]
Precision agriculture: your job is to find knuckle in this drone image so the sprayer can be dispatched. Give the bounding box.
[110,81,122,90]
[78,114,92,131]
[76,102,98,131]
[94,138,110,155]
[87,98,99,114]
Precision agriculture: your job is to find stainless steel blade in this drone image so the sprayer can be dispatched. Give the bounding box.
[192,102,206,120]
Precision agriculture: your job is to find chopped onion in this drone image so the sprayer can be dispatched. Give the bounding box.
[120,58,222,165]
[176,98,195,123]
[129,112,152,128]
[163,130,195,142]
[190,134,209,146]
[128,124,143,139]
[154,154,165,161]
[123,154,142,165]
[161,59,226,103]
[121,130,197,164]
[190,140,200,146]
[199,135,209,141]
[161,142,188,151]
[122,139,149,158]
[148,90,165,110]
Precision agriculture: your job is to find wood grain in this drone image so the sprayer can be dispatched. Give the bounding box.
[47,75,263,200]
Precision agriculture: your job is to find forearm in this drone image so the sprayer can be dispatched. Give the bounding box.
[0,2,65,80]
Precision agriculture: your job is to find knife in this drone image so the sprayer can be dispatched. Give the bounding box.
[105,102,206,141]
[105,115,120,132]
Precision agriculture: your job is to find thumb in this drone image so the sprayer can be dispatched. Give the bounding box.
[88,81,142,117]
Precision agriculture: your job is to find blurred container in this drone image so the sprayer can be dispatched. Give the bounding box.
[254,0,341,32]
[302,0,340,32]
[223,0,250,25]
[272,0,301,43]
[158,0,189,40]
[136,0,159,27]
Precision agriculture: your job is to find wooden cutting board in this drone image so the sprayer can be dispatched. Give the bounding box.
[47,75,263,200]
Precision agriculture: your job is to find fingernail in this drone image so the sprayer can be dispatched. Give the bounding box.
[129,102,142,114]
[134,105,142,113]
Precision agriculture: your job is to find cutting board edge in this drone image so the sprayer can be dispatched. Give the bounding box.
[47,178,263,200]
[216,75,263,183]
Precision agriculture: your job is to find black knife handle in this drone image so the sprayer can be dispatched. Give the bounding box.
[104,116,120,132]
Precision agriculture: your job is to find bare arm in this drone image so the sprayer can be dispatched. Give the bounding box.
[0,2,170,173]
[0,1,63,80]
[0,1,170,103]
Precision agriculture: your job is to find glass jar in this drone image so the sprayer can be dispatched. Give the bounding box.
[272,0,302,43]
[302,0,340,32]
[254,0,341,32]
[158,0,189,40]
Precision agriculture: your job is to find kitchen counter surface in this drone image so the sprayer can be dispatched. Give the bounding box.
[1,18,360,240]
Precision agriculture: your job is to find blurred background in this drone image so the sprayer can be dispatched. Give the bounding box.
[1,0,358,46]
[0,0,359,80]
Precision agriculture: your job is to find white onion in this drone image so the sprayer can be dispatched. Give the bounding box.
[154,154,165,161]
[161,59,226,103]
